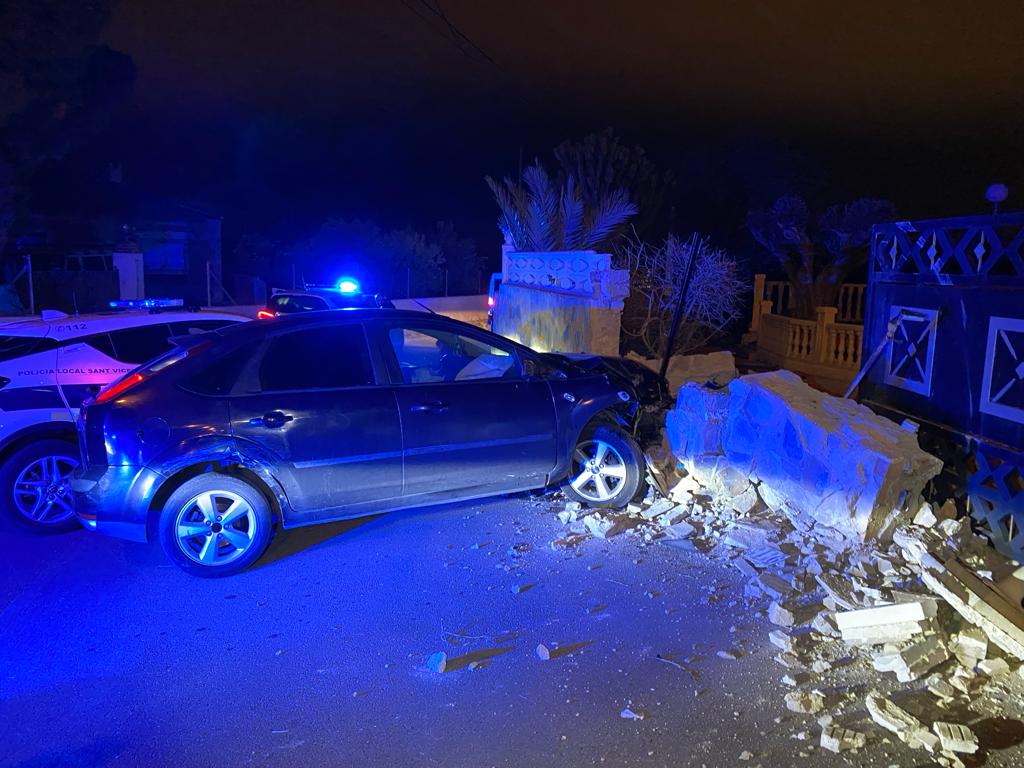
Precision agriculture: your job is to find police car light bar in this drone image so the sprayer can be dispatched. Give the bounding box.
[337,277,360,294]
[109,298,184,309]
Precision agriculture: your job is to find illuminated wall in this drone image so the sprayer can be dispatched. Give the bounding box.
[492,250,628,356]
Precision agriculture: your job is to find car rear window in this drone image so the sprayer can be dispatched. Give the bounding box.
[269,294,330,313]
[259,325,374,391]
[0,335,58,362]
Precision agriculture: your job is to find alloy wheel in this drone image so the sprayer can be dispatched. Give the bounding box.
[175,490,257,566]
[569,439,628,503]
[13,455,78,524]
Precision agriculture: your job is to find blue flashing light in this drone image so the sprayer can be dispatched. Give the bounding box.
[337,278,360,295]
[109,298,184,309]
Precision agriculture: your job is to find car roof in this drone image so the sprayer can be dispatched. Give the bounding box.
[214,308,528,348]
[0,309,250,340]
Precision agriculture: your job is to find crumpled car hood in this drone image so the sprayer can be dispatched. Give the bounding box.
[540,352,670,408]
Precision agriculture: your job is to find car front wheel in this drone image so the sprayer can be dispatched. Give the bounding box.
[0,439,80,532]
[158,475,274,577]
[563,424,645,509]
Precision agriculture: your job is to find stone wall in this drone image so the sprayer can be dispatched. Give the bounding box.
[492,249,628,355]
[667,369,943,543]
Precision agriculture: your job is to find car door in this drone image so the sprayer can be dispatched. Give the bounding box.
[230,321,402,521]
[378,319,557,499]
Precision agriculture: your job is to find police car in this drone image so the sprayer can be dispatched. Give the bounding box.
[0,300,249,532]
[256,278,394,318]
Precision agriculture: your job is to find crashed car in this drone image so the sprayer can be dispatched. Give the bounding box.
[72,310,663,576]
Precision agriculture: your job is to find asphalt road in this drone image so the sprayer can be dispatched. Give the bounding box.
[0,493,989,768]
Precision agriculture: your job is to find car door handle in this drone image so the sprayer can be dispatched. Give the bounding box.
[250,411,294,428]
[409,401,448,413]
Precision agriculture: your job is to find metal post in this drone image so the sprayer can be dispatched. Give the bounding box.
[25,255,34,316]
[659,234,700,380]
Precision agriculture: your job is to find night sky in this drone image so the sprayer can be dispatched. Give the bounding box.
[70,1,1024,265]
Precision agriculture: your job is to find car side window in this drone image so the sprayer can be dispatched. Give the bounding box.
[109,324,174,365]
[387,326,519,384]
[259,324,374,391]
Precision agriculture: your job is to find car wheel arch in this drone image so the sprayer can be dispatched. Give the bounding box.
[147,460,287,541]
[0,423,78,465]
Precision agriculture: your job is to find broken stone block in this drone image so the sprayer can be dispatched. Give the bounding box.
[641,498,677,520]
[759,572,795,599]
[815,573,861,611]
[933,722,978,754]
[583,514,626,539]
[865,691,935,751]
[811,611,840,638]
[722,522,774,550]
[687,454,751,499]
[769,601,796,627]
[782,671,809,686]
[427,652,448,673]
[914,502,938,527]
[978,657,1010,677]
[714,370,942,543]
[666,385,731,460]
[820,725,866,753]
[926,674,958,701]
[727,486,760,515]
[784,690,823,714]
[952,627,988,666]
[769,630,795,653]
[872,637,950,682]
[745,545,787,569]
[836,600,934,633]
[662,520,695,539]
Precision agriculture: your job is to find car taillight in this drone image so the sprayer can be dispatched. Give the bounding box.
[94,373,145,404]
[256,309,275,319]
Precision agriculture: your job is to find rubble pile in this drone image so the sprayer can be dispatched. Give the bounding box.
[667,369,944,542]
[549,369,1024,765]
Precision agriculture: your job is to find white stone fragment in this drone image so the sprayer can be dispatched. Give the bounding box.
[865,691,935,751]
[768,601,795,628]
[872,637,950,682]
[784,690,824,714]
[583,514,626,539]
[820,725,866,753]
[932,722,978,754]
[978,657,1010,677]
[835,600,932,632]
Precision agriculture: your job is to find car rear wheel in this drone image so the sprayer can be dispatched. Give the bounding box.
[0,439,80,533]
[563,424,645,509]
[158,475,274,577]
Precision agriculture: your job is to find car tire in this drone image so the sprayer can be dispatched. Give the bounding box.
[158,474,274,577]
[563,423,646,510]
[0,438,81,533]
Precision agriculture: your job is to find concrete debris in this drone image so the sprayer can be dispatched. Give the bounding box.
[865,691,936,751]
[662,521,696,540]
[620,706,647,721]
[932,722,978,754]
[978,657,1010,677]
[583,514,627,539]
[744,545,788,570]
[544,369,1024,766]
[427,652,448,673]
[784,690,824,714]
[820,725,866,753]
[536,644,551,661]
[894,526,1024,660]
[768,601,795,628]
[871,637,950,682]
[669,370,942,542]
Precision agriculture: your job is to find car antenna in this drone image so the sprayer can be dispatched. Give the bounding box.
[408,298,436,314]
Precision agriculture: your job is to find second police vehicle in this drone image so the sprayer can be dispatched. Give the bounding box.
[0,299,248,531]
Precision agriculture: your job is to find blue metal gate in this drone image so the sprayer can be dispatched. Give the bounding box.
[859,213,1024,558]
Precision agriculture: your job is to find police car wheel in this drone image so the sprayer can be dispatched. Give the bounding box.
[0,439,81,532]
[158,475,274,577]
